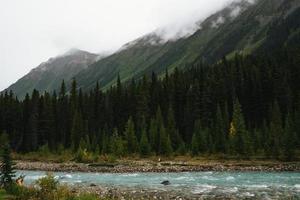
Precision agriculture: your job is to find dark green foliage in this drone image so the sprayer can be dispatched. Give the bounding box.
[267,102,283,158]
[283,114,297,161]
[0,44,299,159]
[110,129,126,157]
[148,118,158,153]
[214,105,228,153]
[230,100,252,156]
[191,131,199,156]
[0,142,15,188]
[139,128,151,157]
[167,106,182,152]
[159,124,173,156]
[124,117,138,154]
[192,120,210,154]
[71,111,85,151]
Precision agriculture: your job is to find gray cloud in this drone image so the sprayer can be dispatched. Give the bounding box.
[0,0,236,90]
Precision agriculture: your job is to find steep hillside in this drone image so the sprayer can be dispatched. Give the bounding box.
[6,49,98,98]
[6,0,300,96]
[74,0,300,91]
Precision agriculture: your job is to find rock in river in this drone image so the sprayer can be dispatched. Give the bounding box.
[161,180,171,185]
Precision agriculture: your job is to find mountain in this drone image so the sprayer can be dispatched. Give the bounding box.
[6,0,300,96]
[73,0,300,91]
[6,49,99,98]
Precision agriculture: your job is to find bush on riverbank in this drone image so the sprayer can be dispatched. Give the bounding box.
[2,174,107,200]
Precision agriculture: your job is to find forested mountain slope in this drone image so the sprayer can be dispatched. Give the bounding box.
[6,49,98,98]
[5,0,300,98]
[74,0,300,90]
[1,38,299,159]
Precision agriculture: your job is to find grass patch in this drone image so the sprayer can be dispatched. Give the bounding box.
[3,174,112,200]
[0,189,14,200]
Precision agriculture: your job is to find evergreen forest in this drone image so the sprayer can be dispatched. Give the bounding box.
[1,48,299,160]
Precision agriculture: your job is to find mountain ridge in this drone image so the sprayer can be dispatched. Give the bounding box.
[5,0,300,97]
[6,49,99,98]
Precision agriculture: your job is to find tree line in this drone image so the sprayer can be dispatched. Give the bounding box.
[0,49,299,160]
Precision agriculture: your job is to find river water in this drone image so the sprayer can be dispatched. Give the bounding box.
[16,170,300,199]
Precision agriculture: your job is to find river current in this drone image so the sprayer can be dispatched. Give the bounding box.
[17,170,300,199]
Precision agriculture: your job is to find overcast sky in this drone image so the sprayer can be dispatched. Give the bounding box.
[0,0,235,91]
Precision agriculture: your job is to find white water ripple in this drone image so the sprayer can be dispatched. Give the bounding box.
[192,184,217,194]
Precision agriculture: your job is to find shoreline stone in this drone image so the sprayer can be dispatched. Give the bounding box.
[15,160,300,173]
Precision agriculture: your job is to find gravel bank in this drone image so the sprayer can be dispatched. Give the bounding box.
[15,160,300,173]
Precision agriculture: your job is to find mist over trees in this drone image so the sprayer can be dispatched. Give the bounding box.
[0,48,299,160]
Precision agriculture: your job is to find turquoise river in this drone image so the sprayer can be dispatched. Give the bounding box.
[16,170,300,199]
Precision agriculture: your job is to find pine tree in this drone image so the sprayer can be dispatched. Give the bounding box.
[214,105,227,153]
[58,80,69,148]
[124,117,138,154]
[111,128,126,157]
[28,89,39,151]
[191,131,199,156]
[156,107,165,153]
[139,128,151,157]
[148,118,158,153]
[283,114,297,161]
[0,132,9,150]
[159,124,173,156]
[0,143,15,188]
[70,78,78,113]
[166,106,182,151]
[193,120,209,153]
[229,99,251,157]
[268,101,283,158]
[295,94,300,149]
[71,111,85,151]
[59,80,66,98]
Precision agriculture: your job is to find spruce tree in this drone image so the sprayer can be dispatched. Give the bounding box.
[71,111,85,151]
[283,114,296,161]
[70,78,78,113]
[139,128,151,157]
[100,125,110,154]
[268,101,283,158]
[166,106,182,151]
[124,117,138,154]
[214,105,227,153]
[0,132,9,150]
[155,107,165,153]
[191,131,199,156]
[0,143,15,188]
[295,94,300,149]
[111,128,126,157]
[59,80,66,97]
[148,118,158,153]
[58,80,69,148]
[193,120,208,153]
[159,124,173,156]
[230,99,251,157]
[28,89,39,151]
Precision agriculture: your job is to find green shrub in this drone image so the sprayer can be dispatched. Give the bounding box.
[75,148,95,163]
[75,193,100,200]
[38,144,51,156]
[106,155,117,163]
[35,173,58,199]
[8,183,37,200]
[36,173,58,192]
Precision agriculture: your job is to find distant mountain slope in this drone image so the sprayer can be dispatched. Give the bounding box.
[6,49,98,98]
[74,0,300,91]
[6,0,300,96]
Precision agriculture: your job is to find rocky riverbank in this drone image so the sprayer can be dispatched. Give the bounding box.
[72,185,238,200]
[72,184,300,200]
[15,160,300,173]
